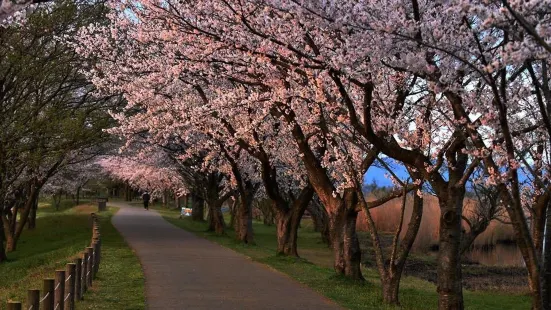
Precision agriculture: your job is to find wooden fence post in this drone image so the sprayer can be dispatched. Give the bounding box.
[81,252,88,294]
[7,302,21,310]
[9,213,102,310]
[86,247,94,288]
[93,242,101,278]
[27,289,39,310]
[54,270,65,310]
[74,257,82,300]
[65,263,76,310]
[42,279,54,310]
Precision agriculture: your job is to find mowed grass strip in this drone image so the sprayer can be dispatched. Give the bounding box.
[148,204,530,310]
[0,203,144,310]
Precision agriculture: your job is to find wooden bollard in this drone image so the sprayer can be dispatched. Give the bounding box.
[92,242,100,276]
[74,258,82,300]
[81,252,88,294]
[54,270,65,310]
[7,301,22,310]
[94,237,101,273]
[42,279,55,310]
[97,238,102,271]
[86,247,94,288]
[65,263,76,310]
[27,289,39,310]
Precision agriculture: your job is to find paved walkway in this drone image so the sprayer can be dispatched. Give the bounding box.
[110,202,341,310]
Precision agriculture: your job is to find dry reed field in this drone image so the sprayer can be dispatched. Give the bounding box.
[358,194,516,252]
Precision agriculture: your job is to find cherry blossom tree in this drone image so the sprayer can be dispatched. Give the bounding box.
[0,0,117,261]
[73,0,551,308]
[98,153,188,200]
[346,2,551,308]
[75,0,427,296]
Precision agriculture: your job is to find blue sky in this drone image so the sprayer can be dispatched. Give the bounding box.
[364,165,409,187]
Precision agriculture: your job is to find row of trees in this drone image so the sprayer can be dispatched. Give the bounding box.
[0,0,118,262]
[69,1,551,309]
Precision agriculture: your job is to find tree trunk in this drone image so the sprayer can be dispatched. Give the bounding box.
[543,202,551,309]
[10,206,18,237]
[379,191,424,305]
[329,199,363,281]
[343,206,363,280]
[54,192,61,211]
[308,200,330,245]
[275,205,305,257]
[533,195,549,261]
[4,211,16,252]
[27,196,38,230]
[207,203,225,235]
[5,233,16,252]
[162,190,168,208]
[0,217,6,263]
[382,277,400,305]
[437,188,465,310]
[236,192,254,244]
[191,195,204,222]
[229,197,238,230]
[263,205,275,226]
[495,184,545,309]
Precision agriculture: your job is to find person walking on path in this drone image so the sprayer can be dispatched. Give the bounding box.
[142,191,150,210]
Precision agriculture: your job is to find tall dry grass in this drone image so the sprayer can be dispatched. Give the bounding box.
[357,193,516,252]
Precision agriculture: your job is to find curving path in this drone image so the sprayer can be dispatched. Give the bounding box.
[110,202,341,310]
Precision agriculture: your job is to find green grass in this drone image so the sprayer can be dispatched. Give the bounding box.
[78,205,145,310]
[0,202,144,310]
[144,203,530,310]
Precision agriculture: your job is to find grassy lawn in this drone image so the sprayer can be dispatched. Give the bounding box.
[0,202,144,310]
[139,202,530,310]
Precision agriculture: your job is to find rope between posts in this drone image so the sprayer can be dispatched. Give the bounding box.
[54,303,59,310]
[65,274,71,282]
[86,271,90,276]
[54,283,60,291]
[64,293,71,301]
[39,292,49,303]
[28,305,33,310]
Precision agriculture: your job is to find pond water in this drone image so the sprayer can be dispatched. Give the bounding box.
[463,244,525,267]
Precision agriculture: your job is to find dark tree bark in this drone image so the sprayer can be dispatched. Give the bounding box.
[436,187,466,310]
[258,200,275,226]
[10,205,18,238]
[207,203,225,234]
[229,196,238,230]
[308,198,331,245]
[358,182,424,305]
[27,195,38,230]
[7,185,40,252]
[328,195,363,281]
[204,173,232,235]
[235,181,255,244]
[215,107,315,253]
[3,215,15,252]
[76,186,81,205]
[191,194,205,222]
[543,203,551,309]
[0,217,6,263]
[272,105,366,280]
[274,187,313,256]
